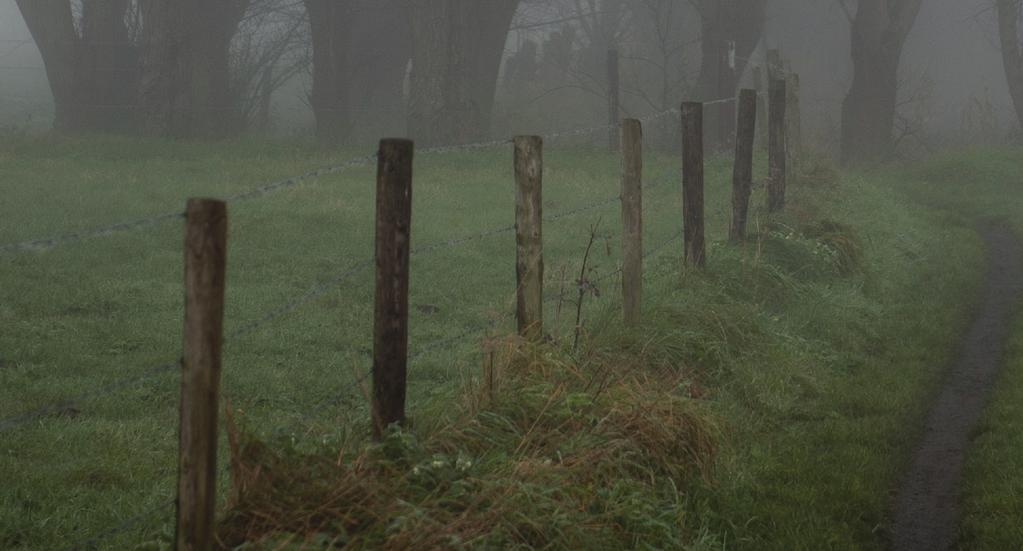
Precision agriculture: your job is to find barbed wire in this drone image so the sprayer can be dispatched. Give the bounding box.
[67,498,175,551]
[418,138,510,155]
[15,96,722,549]
[0,211,186,254]
[0,171,679,433]
[10,170,680,428]
[242,181,687,439]
[703,97,738,107]
[0,154,377,254]
[53,226,685,549]
[267,364,373,441]
[225,259,374,341]
[0,358,180,434]
[0,104,695,257]
[544,228,683,307]
[0,105,688,255]
[0,256,374,434]
[268,312,510,442]
[223,153,377,203]
[5,97,699,538]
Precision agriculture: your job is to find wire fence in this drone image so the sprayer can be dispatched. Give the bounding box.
[264,223,685,449]
[0,165,679,436]
[2,96,739,549]
[67,498,176,551]
[0,105,683,255]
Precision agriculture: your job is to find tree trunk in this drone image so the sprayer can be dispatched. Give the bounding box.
[138,0,179,136]
[998,0,1023,133]
[78,0,138,131]
[139,0,249,138]
[407,0,519,146]
[14,0,78,130]
[348,1,412,141]
[15,0,137,132]
[305,0,354,144]
[305,0,411,144]
[840,0,923,165]
[188,1,246,137]
[693,0,767,151]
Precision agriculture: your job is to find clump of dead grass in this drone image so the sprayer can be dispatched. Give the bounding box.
[217,334,718,550]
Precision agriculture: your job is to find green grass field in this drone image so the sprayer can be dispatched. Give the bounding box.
[1,135,1021,550]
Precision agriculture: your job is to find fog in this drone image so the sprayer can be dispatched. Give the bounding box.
[0,1,1016,155]
[766,0,1009,142]
[7,3,1023,549]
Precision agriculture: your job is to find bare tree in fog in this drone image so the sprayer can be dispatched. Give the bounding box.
[997,0,1023,133]
[14,0,138,132]
[560,0,632,105]
[837,0,924,165]
[407,0,520,145]
[138,0,249,137]
[232,0,309,132]
[630,0,693,114]
[690,0,766,150]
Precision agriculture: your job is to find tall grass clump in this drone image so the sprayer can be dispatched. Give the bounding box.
[217,334,720,550]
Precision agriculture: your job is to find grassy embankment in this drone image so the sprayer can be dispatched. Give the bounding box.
[0,135,1013,549]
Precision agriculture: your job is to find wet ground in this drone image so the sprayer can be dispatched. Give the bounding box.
[891,224,1023,550]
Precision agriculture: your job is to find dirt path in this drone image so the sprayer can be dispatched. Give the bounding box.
[891,225,1023,550]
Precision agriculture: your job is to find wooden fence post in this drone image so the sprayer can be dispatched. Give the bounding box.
[681,102,706,267]
[620,119,642,325]
[607,49,620,153]
[785,73,802,181]
[175,198,227,551]
[730,89,757,243]
[372,139,413,439]
[767,78,787,213]
[515,136,544,339]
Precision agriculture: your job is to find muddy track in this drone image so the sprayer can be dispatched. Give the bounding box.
[891,224,1023,550]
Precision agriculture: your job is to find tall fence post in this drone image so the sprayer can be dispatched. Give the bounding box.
[767,78,787,212]
[730,89,757,243]
[607,49,620,153]
[681,102,706,267]
[175,198,227,551]
[785,72,802,182]
[620,119,643,325]
[372,139,413,439]
[515,136,544,339]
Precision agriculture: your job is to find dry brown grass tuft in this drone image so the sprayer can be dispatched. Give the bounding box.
[216,332,720,550]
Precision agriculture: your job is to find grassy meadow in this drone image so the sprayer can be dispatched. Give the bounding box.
[0,134,1021,549]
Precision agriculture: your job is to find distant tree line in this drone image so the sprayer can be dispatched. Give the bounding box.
[14,0,1023,164]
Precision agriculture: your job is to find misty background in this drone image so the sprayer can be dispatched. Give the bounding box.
[0,1,1010,153]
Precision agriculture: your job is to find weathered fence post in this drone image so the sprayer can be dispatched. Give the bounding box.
[372,139,413,439]
[620,119,643,325]
[730,89,757,243]
[515,136,544,339]
[785,73,802,182]
[175,198,227,551]
[681,102,706,267]
[607,49,620,153]
[767,78,787,213]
